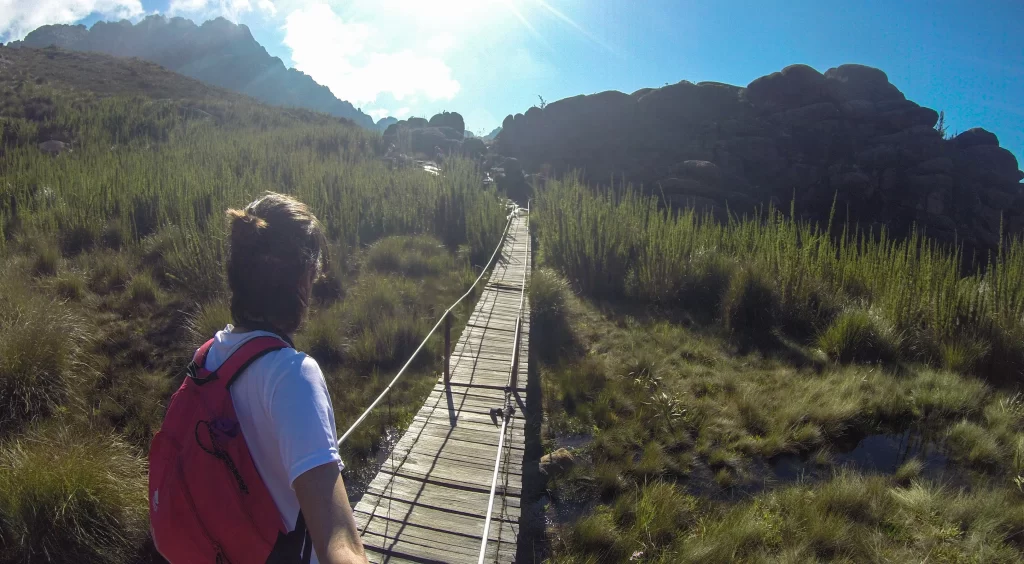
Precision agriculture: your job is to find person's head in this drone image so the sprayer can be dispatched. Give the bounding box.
[226,193,327,336]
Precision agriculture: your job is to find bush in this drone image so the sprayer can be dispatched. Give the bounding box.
[53,272,86,301]
[126,271,159,304]
[31,244,59,277]
[58,224,97,257]
[818,309,901,364]
[0,425,148,564]
[365,235,452,278]
[721,267,778,340]
[530,268,574,363]
[0,290,89,434]
[940,339,991,375]
[86,251,132,295]
[946,419,1002,468]
[297,302,348,365]
[567,506,626,561]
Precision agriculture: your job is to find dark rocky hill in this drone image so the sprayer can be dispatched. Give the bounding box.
[497,64,1024,250]
[11,15,376,128]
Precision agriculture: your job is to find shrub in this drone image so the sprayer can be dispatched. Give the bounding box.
[297,302,348,365]
[946,419,1002,468]
[721,267,778,340]
[126,271,159,304]
[99,222,128,250]
[530,268,574,363]
[185,300,232,348]
[86,251,132,294]
[94,370,172,445]
[567,506,626,561]
[31,244,59,277]
[53,272,86,301]
[58,224,97,256]
[0,425,148,564]
[0,290,89,434]
[365,235,451,278]
[631,482,696,548]
[818,309,901,364]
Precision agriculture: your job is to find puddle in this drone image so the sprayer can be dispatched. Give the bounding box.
[554,434,593,450]
[771,427,948,483]
[343,426,403,504]
[542,492,597,527]
[834,429,947,474]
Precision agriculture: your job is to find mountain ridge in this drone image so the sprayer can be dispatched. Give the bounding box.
[10,15,386,129]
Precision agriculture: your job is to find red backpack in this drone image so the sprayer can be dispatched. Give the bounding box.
[149,336,312,564]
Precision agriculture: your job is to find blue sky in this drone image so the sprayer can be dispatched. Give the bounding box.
[3,1,1023,160]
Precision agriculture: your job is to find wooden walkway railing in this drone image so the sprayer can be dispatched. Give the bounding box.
[352,212,531,563]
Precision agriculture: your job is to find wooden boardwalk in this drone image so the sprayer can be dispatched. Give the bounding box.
[353,212,531,563]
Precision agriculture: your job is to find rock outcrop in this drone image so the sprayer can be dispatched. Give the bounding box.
[497,64,1024,251]
[382,111,482,156]
[12,16,376,128]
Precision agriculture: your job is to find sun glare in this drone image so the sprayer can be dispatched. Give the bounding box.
[383,0,525,25]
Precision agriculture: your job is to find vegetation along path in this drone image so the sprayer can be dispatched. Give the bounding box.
[353,212,532,563]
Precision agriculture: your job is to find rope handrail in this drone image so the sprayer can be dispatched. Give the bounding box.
[336,210,516,448]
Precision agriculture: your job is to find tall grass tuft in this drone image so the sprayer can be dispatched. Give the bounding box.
[721,267,778,340]
[530,268,575,363]
[818,309,902,364]
[0,286,90,434]
[0,425,149,564]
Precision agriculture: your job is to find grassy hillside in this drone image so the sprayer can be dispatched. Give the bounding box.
[0,47,505,563]
[532,177,1024,562]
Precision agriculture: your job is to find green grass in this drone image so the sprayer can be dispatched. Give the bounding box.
[0,424,149,564]
[0,280,90,434]
[537,248,1024,562]
[818,309,902,364]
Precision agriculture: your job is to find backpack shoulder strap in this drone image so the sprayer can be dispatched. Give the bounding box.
[187,336,290,389]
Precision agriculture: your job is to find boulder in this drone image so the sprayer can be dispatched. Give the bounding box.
[777,102,840,126]
[914,157,954,175]
[461,137,486,158]
[954,127,998,149]
[674,160,722,185]
[824,64,905,102]
[840,171,874,199]
[961,145,1022,184]
[428,111,465,135]
[840,99,878,120]
[745,64,828,110]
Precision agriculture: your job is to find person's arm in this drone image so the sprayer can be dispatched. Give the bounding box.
[293,462,367,564]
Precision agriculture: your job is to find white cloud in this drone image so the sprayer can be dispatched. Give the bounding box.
[367,108,391,121]
[0,0,144,41]
[282,2,459,107]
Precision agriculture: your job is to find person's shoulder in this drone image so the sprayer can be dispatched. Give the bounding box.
[259,346,324,383]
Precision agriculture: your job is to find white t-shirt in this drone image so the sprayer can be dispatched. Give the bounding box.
[203,325,343,564]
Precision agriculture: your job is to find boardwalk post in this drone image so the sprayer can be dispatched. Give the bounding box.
[444,310,451,385]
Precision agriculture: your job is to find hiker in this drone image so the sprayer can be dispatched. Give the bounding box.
[149,193,367,564]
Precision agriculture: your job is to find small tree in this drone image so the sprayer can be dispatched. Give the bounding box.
[537,95,547,109]
[936,110,948,139]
